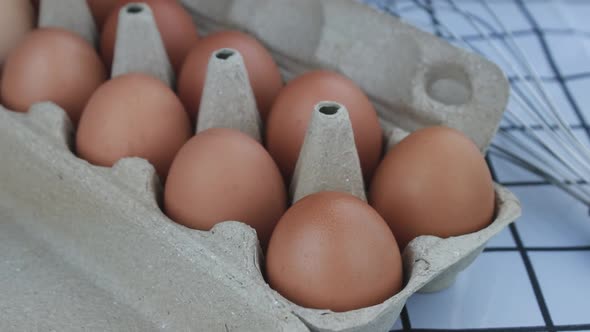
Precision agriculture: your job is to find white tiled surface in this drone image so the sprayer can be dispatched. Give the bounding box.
[480,1,529,31]
[547,34,590,77]
[510,185,590,247]
[360,1,590,331]
[526,1,567,30]
[530,251,590,325]
[405,252,545,329]
[490,129,590,183]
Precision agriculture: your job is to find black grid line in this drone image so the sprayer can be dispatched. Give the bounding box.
[510,219,557,331]
[424,0,442,37]
[489,142,556,331]
[401,306,412,331]
[485,246,590,252]
[560,72,590,81]
[556,325,590,331]
[499,179,588,186]
[492,148,557,332]
[509,72,590,83]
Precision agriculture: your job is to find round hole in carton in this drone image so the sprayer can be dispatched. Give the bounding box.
[425,64,472,106]
[126,4,144,14]
[317,103,340,116]
[215,49,235,60]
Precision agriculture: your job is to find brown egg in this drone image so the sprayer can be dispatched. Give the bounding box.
[265,70,382,183]
[87,0,118,28]
[0,0,34,67]
[76,73,192,179]
[101,0,199,73]
[266,191,403,312]
[1,28,106,125]
[369,126,496,250]
[164,128,287,247]
[177,30,283,121]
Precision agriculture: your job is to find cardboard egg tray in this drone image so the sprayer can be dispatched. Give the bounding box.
[0,0,522,331]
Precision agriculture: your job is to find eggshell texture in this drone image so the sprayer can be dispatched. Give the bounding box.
[164,128,287,247]
[0,0,35,67]
[1,28,106,125]
[76,73,192,179]
[266,191,403,312]
[177,30,283,121]
[101,0,199,73]
[87,0,118,28]
[370,126,495,250]
[265,70,382,182]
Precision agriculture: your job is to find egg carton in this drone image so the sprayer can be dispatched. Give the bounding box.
[0,0,521,331]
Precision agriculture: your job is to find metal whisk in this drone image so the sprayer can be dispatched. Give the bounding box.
[365,0,590,206]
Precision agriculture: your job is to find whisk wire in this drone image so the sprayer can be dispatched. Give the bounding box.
[441,0,588,171]
[405,0,590,205]
[479,0,590,162]
[490,144,590,205]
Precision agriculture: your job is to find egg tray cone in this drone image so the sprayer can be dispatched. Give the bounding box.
[38,0,97,46]
[291,102,367,203]
[0,1,521,332]
[181,0,510,152]
[110,2,175,87]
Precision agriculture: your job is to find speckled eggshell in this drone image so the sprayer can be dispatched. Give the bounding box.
[101,0,199,72]
[1,28,106,125]
[266,191,403,312]
[164,128,287,248]
[76,73,192,180]
[369,126,496,250]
